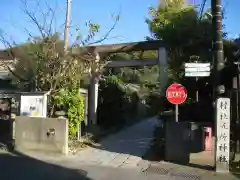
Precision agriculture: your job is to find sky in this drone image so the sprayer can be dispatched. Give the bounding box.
[0,0,239,49]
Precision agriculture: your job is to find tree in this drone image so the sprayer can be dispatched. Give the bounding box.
[0,0,119,91]
[0,0,119,119]
[146,1,213,82]
[146,1,238,99]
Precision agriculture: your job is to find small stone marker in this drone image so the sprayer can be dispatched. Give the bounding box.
[216,97,230,173]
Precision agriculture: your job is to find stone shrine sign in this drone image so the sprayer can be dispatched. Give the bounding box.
[216,97,230,173]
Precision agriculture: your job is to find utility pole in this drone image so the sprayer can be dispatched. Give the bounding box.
[212,0,228,172]
[63,0,72,54]
[212,0,224,97]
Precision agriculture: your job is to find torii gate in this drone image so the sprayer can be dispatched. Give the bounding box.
[83,40,168,125]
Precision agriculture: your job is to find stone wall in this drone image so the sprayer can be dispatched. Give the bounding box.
[15,116,68,155]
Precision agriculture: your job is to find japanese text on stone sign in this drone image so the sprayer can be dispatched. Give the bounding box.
[216,98,230,164]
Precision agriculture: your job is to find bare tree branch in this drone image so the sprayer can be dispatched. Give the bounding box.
[0,0,119,93]
[87,15,119,46]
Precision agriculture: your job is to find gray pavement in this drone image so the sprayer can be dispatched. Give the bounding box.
[68,163,171,180]
[66,117,159,168]
[17,117,158,169]
[0,151,170,180]
[1,116,239,180]
[1,151,237,180]
[78,163,240,180]
[12,117,158,169]
[0,117,170,180]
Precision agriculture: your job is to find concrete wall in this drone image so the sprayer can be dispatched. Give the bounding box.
[15,116,68,155]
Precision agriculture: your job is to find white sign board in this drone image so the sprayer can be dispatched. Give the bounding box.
[185,63,210,68]
[185,67,211,72]
[185,63,210,77]
[20,95,48,117]
[216,97,230,173]
[185,72,210,77]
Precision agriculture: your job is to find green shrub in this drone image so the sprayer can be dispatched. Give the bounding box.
[145,91,170,115]
[97,75,139,128]
[54,86,84,137]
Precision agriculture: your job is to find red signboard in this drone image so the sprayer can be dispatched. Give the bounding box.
[166,83,187,105]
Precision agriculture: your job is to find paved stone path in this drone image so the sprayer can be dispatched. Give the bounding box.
[72,117,159,168]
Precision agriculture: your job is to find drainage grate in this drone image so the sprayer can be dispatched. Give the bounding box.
[170,171,201,180]
[145,166,170,175]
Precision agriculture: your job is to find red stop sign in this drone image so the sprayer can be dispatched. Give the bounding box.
[166,83,187,105]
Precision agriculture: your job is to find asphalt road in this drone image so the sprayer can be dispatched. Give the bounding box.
[0,151,170,180]
[0,151,89,180]
[1,150,239,180]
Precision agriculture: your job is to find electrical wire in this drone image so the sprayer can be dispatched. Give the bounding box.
[199,0,207,20]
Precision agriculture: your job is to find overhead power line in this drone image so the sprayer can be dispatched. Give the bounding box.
[199,0,207,20]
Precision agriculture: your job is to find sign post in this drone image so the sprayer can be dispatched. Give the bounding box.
[185,63,211,77]
[166,83,187,122]
[216,97,230,173]
[185,62,210,102]
[175,103,179,122]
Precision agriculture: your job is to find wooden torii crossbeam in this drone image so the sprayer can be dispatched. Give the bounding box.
[85,40,165,53]
[91,40,164,68]
[71,40,165,68]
